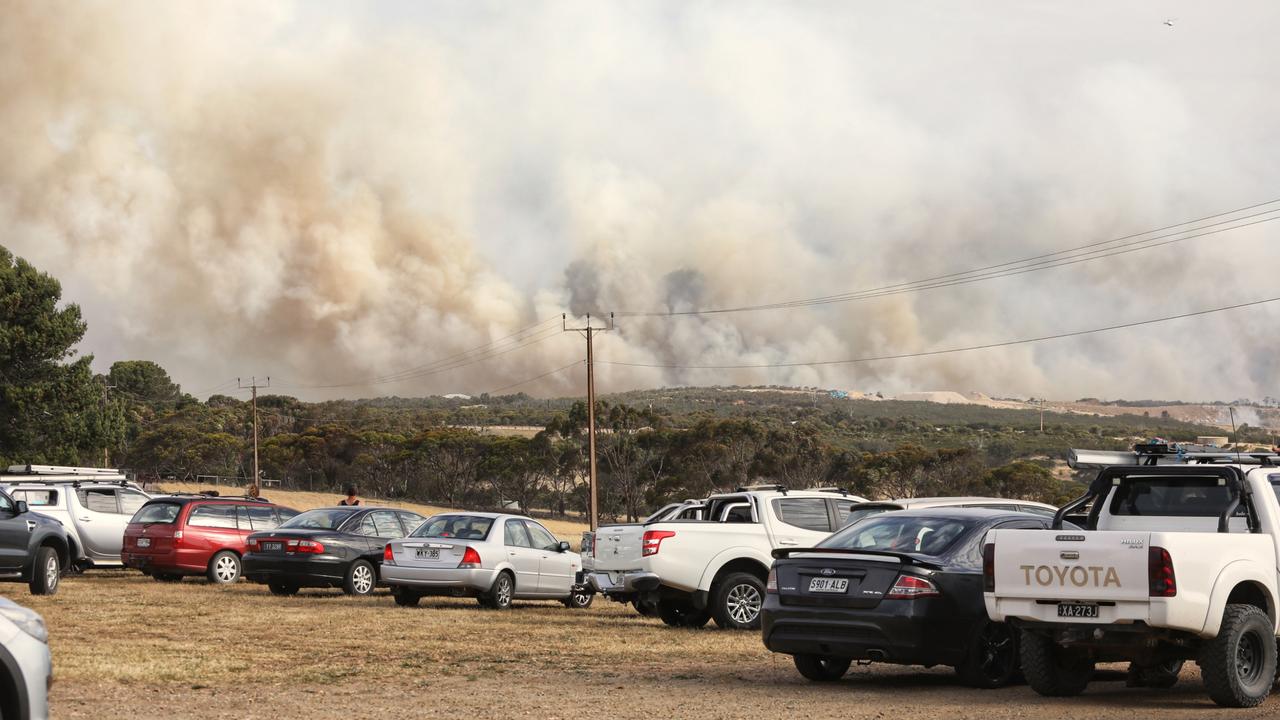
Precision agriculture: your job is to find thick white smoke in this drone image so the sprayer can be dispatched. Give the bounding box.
[3,0,1279,401]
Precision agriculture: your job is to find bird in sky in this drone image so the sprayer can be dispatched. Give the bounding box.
[1163,18,1176,27]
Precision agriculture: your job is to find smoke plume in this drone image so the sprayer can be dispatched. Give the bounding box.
[3,1,1279,401]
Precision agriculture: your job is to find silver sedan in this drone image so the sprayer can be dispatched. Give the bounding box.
[381,512,593,610]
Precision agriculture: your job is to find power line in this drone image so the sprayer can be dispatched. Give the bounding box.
[618,197,1280,317]
[602,295,1280,370]
[480,360,584,397]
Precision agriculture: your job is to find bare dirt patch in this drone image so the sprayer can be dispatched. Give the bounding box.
[18,571,1256,718]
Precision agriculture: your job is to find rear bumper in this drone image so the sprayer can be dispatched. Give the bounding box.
[761,595,967,667]
[380,565,497,593]
[121,549,208,575]
[586,570,661,596]
[242,554,348,587]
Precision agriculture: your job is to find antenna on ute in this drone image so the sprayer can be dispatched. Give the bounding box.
[1229,407,1243,466]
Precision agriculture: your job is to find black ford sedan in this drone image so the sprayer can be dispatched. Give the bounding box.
[762,508,1053,688]
[243,507,426,596]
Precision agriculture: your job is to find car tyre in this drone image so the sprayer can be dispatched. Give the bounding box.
[343,560,377,596]
[1199,604,1276,708]
[28,545,61,595]
[153,572,183,583]
[393,589,421,607]
[268,582,299,596]
[957,622,1020,689]
[711,572,765,630]
[1021,631,1093,697]
[793,654,852,682]
[1127,659,1183,688]
[657,599,711,628]
[206,551,241,585]
[479,571,514,610]
[563,590,594,609]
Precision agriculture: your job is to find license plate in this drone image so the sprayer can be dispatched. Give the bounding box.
[136,537,151,548]
[262,542,283,552]
[808,577,849,593]
[416,548,440,560]
[1057,603,1100,618]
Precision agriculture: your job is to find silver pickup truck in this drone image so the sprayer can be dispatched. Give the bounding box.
[1,465,151,569]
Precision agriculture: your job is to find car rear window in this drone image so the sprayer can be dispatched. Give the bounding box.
[772,498,832,532]
[412,515,494,540]
[278,508,357,530]
[820,515,972,556]
[132,502,182,524]
[839,505,896,528]
[1108,478,1248,517]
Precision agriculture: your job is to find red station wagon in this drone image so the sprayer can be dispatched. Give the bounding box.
[121,495,299,584]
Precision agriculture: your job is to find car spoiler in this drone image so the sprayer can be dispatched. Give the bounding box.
[1052,465,1253,534]
[771,547,944,569]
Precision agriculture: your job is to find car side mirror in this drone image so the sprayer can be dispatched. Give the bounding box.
[14,500,28,515]
[558,541,571,553]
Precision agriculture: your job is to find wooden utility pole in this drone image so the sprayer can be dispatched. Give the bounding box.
[564,313,613,531]
[100,381,115,467]
[238,377,270,497]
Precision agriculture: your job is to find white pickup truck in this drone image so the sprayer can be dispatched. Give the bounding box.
[586,486,868,629]
[0,465,151,570]
[985,445,1280,708]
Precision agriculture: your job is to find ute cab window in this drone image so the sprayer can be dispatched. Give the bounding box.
[772,498,832,532]
[10,489,58,507]
[1101,476,1253,532]
[703,495,755,523]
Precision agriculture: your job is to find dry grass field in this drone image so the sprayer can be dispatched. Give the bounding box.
[18,570,1252,719]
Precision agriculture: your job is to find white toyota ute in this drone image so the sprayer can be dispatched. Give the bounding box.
[984,443,1280,708]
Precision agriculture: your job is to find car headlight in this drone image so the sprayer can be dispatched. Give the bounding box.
[0,604,49,644]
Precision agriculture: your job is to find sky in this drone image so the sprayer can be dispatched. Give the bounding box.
[2,0,1279,402]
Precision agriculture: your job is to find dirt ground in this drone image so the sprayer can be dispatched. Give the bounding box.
[17,571,1270,719]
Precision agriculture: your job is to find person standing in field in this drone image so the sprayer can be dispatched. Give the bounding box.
[338,486,360,506]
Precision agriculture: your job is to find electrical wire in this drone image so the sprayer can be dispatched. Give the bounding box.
[478,360,583,396]
[618,198,1280,317]
[602,295,1280,370]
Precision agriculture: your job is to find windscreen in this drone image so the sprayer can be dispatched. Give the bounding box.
[820,514,972,556]
[278,508,357,530]
[411,514,495,540]
[1108,477,1246,517]
[131,501,181,524]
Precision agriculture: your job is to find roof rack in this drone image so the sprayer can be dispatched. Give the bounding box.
[734,484,788,494]
[806,486,852,496]
[1069,442,1280,469]
[0,478,134,488]
[4,465,124,476]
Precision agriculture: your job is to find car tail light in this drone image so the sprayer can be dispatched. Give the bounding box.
[383,544,394,563]
[1149,546,1176,597]
[459,546,481,568]
[766,567,778,594]
[247,539,258,552]
[886,574,940,599]
[288,540,324,554]
[642,530,676,557]
[173,530,184,547]
[982,543,995,592]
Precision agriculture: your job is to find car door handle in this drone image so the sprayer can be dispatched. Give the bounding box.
[778,540,799,546]
[79,517,91,522]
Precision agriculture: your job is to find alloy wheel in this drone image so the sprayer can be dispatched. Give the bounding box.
[215,555,239,583]
[979,624,1016,681]
[352,564,374,594]
[45,555,59,591]
[726,583,762,624]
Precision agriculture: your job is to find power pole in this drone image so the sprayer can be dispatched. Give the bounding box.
[100,381,116,467]
[564,313,614,531]
[238,377,270,497]
[1038,398,1045,433]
